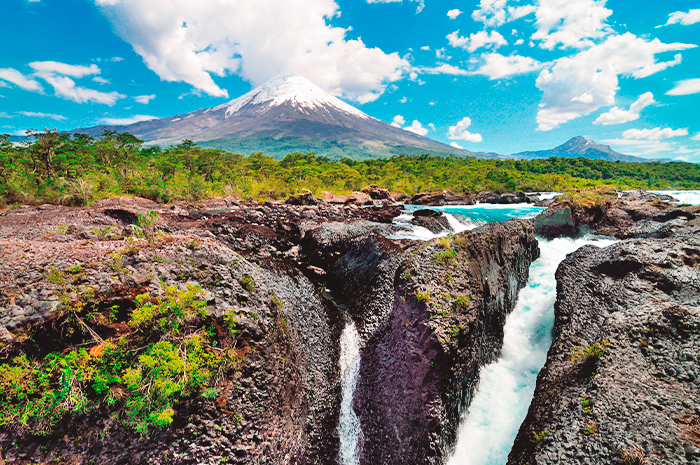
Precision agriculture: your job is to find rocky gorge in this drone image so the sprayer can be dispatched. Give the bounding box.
[0,188,698,465]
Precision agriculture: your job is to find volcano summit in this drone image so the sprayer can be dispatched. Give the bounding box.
[77,73,474,159]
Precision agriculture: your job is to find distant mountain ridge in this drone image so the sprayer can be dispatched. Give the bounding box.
[511,136,653,163]
[75,73,476,160]
[70,74,664,163]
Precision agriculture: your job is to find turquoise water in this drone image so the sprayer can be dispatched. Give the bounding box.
[402,203,545,226]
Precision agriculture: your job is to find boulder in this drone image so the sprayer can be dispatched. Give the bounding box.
[534,206,576,238]
[361,185,391,200]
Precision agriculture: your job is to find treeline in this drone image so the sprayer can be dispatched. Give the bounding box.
[1,130,699,207]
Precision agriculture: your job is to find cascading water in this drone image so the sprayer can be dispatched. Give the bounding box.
[447,235,616,465]
[338,320,363,465]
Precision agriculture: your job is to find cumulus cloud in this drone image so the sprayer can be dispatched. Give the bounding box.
[593,92,655,125]
[0,68,43,92]
[450,141,464,149]
[390,114,405,127]
[99,115,159,125]
[404,119,429,136]
[532,0,613,50]
[658,9,700,27]
[0,62,123,105]
[666,78,700,96]
[447,9,462,19]
[18,111,67,121]
[93,77,110,84]
[134,94,156,104]
[447,30,507,53]
[420,63,470,75]
[448,117,482,142]
[366,0,424,13]
[622,127,688,141]
[420,46,431,51]
[29,61,100,78]
[41,73,124,105]
[472,0,535,28]
[474,53,542,79]
[535,33,696,131]
[95,0,410,102]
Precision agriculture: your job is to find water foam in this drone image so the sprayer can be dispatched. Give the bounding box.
[447,235,616,465]
[338,320,363,465]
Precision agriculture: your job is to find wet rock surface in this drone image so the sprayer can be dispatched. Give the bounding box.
[0,195,540,464]
[352,220,539,465]
[508,218,700,465]
[411,209,453,234]
[533,189,698,239]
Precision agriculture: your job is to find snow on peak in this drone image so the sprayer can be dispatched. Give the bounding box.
[213,73,369,119]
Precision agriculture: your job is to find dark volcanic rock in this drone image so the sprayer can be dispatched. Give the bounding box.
[409,190,473,206]
[361,185,392,200]
[476,191,537,204]
[412,209,453,234]
[285,191,321,206]
[508,219,700,465]
[352,220,539,465]
[534,189,697,239]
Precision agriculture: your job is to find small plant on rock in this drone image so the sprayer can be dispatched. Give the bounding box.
[414,290,431,304]
[618,445,645,465]
[240,274,256,293]
[531,429,550,445]
[570,340,610,365]
[433,249,458,266]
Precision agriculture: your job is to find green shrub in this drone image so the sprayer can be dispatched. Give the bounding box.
[0,284,238,435]
[240,274,256,293]
[432,249,457,266]
[570,340,610,365]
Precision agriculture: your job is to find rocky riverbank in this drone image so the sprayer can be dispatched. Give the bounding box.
[508,198,700,465]
[0,195,539,464]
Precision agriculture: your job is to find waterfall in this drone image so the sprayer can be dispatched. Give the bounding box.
[338,320,363,465]
[447,235,616,465]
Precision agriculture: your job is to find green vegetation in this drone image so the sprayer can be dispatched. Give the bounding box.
[413,290,431,303]
[432,249,458,266]
[0,284,242,435]
[531,429,550,445]
[570,340,611,365]
[2,130,700,207]
[240,274,257,293]
[452,294,471,310]
[618,445,646,465]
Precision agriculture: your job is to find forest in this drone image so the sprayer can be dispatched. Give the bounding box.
[2,129,699,207]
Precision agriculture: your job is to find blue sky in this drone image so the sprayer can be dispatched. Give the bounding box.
[1,0,699,161]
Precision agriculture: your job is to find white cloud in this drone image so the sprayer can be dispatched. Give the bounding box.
[18,111,67,121]
[450,141,464,149]
[622,127,688,141]
[134,94,156,104]
[447,9,462,19]
[420,46,431,51]
[99,115,159,125]
[448,117,482,142]
[447,30,507,53]
[593,92,655,125]
[436,48,450,60]
[0,68,43,92]
[404,120,429,136]
[633,53,682,78]
[474,52,542,79]
[391,115,405,127]
[692,133,700,141]
[666,78,700,96]
[420,63,470,75]
[535,33,696,131]
[659,9,700,27]
[472,0,535,28]
[514,38,524,45]
[532,0,613,50]
[41,74,124,105]
[95,0,410,102]
[29,61,100,78]
[366,0,424,13]
[93,76,110,84]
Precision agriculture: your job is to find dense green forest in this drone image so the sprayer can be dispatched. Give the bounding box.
[2,130,699,207]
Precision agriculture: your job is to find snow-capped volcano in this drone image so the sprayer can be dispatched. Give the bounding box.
[75,73,474,159]
[213,73,370,120]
